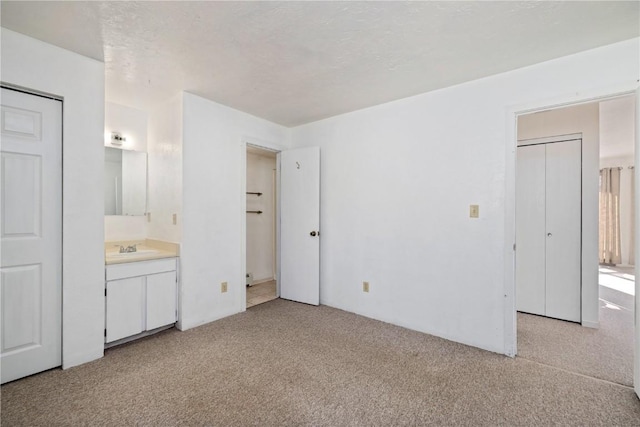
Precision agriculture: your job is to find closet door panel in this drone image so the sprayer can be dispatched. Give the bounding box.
[545,139,581,322]
[516,144,546,316]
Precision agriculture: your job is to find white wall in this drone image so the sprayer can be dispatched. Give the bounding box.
[1,29,105,368]
[104,102,149,239]
[147,93,183,243]
[246,152,276,282]
[600,156,635,266]
[517,102,600,327]
[104,102,148,152]
[180,92,289,330]
[290,38,639,354]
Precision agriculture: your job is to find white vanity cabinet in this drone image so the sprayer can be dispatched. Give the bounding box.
[105,258,178,344]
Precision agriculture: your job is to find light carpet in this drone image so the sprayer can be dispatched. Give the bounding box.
[2,299,639,426]
[518,278,634,387]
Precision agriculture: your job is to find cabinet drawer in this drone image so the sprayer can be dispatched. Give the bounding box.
[106,257,177,281]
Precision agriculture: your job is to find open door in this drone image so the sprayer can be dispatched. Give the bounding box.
[635,86,640,399]
[279,147,320,305]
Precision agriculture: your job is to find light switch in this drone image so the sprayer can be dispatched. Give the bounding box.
[172,213,177,225]
[469,205,479,218]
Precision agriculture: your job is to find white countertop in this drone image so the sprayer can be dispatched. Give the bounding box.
[105,239,180,265]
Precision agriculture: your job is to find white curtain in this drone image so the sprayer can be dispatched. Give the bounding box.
[629,167,635,265]
[599,167,621,265]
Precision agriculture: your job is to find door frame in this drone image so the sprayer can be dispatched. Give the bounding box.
[504,83,638,357]
[239,137,285,311]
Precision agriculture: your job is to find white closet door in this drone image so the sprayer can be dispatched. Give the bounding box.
[1,88,62,384]
[516,144,546,316]
[545,139,581,322]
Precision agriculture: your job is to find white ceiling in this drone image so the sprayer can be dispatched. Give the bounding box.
[1,1,638,127]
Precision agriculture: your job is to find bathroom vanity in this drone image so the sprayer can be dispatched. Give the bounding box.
[104,240,179,347]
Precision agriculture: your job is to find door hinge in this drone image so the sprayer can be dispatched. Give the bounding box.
[105,288,107,297]
[104,329,107,337]
[513,243,516,251]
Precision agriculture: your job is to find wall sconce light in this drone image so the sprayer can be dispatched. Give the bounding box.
[110,131,126,146]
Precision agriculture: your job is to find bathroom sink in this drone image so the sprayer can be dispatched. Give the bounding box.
[108,249,160,257]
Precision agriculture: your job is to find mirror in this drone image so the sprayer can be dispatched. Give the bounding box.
[104,147,147,215]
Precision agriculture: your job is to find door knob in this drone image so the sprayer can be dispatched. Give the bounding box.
[310,231,317,237]
[547,232,552,237]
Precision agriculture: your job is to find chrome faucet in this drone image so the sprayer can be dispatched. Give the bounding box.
[118,244,138,253]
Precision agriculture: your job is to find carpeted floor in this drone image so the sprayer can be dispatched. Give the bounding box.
[2,299,639,426]
[517,266,635,387]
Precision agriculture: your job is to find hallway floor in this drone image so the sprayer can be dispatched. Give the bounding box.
[517,265,634,386]
[246,280,277,308]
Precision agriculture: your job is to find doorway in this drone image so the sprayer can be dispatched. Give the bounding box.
[514,95,636,386]
[245,145,278,308]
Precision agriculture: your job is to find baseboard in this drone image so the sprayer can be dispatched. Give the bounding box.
[582,320,599,329]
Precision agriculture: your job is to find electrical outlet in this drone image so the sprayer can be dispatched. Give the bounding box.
[469,204,479,218]
[363,281,370,293]
[221,282,228,293]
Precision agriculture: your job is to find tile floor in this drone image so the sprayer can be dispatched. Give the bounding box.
[246,280,277,308]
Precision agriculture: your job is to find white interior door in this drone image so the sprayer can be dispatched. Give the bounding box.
[545,139,581,322]
[279,147,320,305]
[1,88,62,383]
[634,87,639,399]
[516,144,546,316]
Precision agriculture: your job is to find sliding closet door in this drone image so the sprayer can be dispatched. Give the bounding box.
[516,144,546,316]
[545,140,581,322]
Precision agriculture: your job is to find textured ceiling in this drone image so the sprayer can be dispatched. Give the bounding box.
[1,1,639,127]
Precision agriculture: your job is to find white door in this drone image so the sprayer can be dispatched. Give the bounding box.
[516,137,581,322]
[545,139,581,322]
[634,87,639,399]
[1,88,62,383]
[516,144,546,316]
[279,147,320,305]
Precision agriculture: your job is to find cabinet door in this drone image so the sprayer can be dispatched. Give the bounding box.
[516,144,546,316]
[146,271,177,330]
[545,139,581,322]
[106,277,145,343]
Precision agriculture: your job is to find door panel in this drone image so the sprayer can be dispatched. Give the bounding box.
[1,88,62,384]
[146,271,177,330]
[545,139,581,322]
[516,144,546,316]
[1,265,41,352]
[279,147,320,305]
[105,277,145,343]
